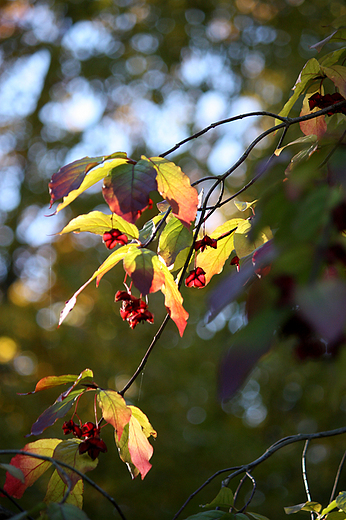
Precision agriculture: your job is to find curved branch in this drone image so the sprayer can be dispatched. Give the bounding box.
[173,426,346,519]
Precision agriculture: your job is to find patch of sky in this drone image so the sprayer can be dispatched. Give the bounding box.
[0,50,51,125]
[16,205,66,247]
[62,21,116,60]
[0,164,24,212]
[39,77,106,133]
[21,3,60,44]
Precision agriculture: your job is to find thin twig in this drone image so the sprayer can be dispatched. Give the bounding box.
[0,486,35,520]
[302,440,315,520]
[173,426,346,519]
[0,450,127,520]
[330,450,346,503]
[119,313,171,396]
[231,473,247,512]
[238,472,256,514]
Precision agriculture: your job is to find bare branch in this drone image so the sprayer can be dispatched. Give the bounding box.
[330,450,346,503]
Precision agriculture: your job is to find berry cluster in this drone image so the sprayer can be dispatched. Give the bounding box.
[115,290,154,328]
[62,419,107,460]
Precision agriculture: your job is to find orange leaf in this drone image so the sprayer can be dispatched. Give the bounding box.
[152,255,188,336]
[97,389,132,442]
[21,369,93,395]
[4,439,62,498]
[148,156,198,227]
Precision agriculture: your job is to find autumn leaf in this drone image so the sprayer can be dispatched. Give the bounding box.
[45,469,84,508]
[97,389,131,442]
[152,255,189,336]
[49,153,129,213]
[28,389,85,437]
[4,438,62,498]
[102,157,157,223]
[128,416,153,480]
[158,216,193,268]
[20,369,93,396]
[129,406,157,439]
[59,211,139,239]
[59,244,134,326]
[198,219,245,284]
[148,156,198,227]
[299,89,327,139]
[53,440,98,490]
[123,247,157,295]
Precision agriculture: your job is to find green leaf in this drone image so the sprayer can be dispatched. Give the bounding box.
[53,439,98,490]
[284,503,308,514]
[336,492,346,512]
[184,512,234,520]
[158,216,193,267]
[129,406,157,438]
[102,157,157,223]
[44,469,83,508]
[247,513,271,520]
[51,153,129,214]
[42,502,91,520]
[0,463,24,483]
[97,389,132,442]
[148,156,198,227]
[198,218,244,284]
[201,487,234,509]
[277,58,322,121]
[20,369,93,395]
[325,512,346,520]
[138,214,164,243]
[235,515,250,520]
[319,48,346,68]
[233,221,272,259]
[311,28,346,52]
[123,246,156,295]
[274,135,318,156]
[59,211,139,239]
[234,200,257,212]
[301,502,323,513]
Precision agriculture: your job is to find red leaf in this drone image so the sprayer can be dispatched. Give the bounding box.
[102,158,157,223]
[128,416,153,480]
[4,439,62,498]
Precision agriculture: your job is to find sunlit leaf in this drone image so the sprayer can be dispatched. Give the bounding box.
[4,439,62,498]
[234,200,257,212]
[59,244,133,326]
[28,389,85,436]
[336,492,346,512]
[102,157,157,223]
[152,255,189,336]
[59,211,139,239]
[116,423,139,479]
[53,440,98,490]
[319,48,346,67]
[233,221,272,259]
[42,502,91,520]
[128,415,154,479]
[277,58,322,121]
[198,219,244,285]
[324,512,346,520]
[20,369,93,395]
[201,487,234,509]
[44,469,83,508]
[301,502,323,513]
[284,503,309,514]
[97,389,131,442]
[0,463,24,483]
[158,216,193,267]
[274,135,318,156]
[123,246,158,295]
[129,406,157,439]
[138,215,163,243]
[50,153,129,213]
[148,156,198,227]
